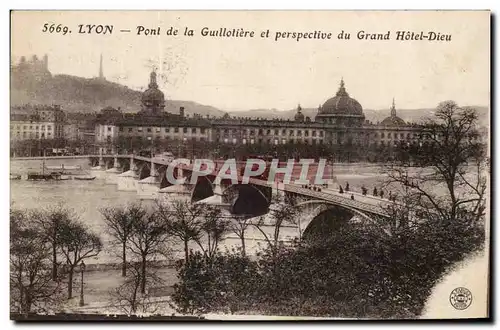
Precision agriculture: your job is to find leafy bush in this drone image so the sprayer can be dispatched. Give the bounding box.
[172,213,484,318]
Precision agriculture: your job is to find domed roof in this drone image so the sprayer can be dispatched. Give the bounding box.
[380,98,406,127]
[141,71,165,104]
[294,104,305,121]
[318,79,363,116]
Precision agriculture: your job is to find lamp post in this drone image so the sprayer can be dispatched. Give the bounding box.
[147,136,153,158]
[79,261,86,307]
[183,137,187,159]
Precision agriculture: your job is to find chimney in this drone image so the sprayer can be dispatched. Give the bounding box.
[179,107,185,118]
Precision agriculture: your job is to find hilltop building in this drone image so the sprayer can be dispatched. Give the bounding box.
[11,54,51,82]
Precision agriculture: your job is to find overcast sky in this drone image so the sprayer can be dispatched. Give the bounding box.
[11,11,490,111]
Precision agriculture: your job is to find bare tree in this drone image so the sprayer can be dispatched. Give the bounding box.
[385,101,487,225]
[10,209,63,315]
[110,262,161,315]
[58,220,102,299]
[32,204,73,281]
[156,200,204,263]
[229,215,253,257]
[197,206,230,260]
[127,208,169,294]
[254,191,298,256]
[100,203,142,277]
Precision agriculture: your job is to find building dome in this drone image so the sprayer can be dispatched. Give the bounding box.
[294,104,305,122]
[318,79,363,116]
[141,71,165,114]
[380,98,406,127]
[315,79,365,127]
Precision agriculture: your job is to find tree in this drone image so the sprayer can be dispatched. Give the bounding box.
[100,203,142,277]
[254,192,298,257]
[172,250,260,315]
[229,215,253,257]
[198,206,229,261]
[110,262,161,315]
[58,220,102,299]
[385,101,487,225]
[10,209,63,315]
[32,205,73,281]
[156,200,204,263]
[127,207,169,294]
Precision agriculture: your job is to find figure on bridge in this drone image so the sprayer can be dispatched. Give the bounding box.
[373,187,378,196]
[351,194,354,200]
[339,186,344,194]
[345,182,350,192]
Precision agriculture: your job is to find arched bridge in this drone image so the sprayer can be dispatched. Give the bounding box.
[88,154,393,221]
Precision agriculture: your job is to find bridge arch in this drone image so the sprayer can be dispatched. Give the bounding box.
[295,199,390,240]
[222,183,272,216]
[138,163,152,180]
[191,175,216,203]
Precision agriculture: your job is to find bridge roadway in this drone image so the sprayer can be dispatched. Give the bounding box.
[248,178,390,218]
[14,154,391,217]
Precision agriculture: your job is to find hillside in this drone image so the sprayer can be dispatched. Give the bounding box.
[10,71,225,117]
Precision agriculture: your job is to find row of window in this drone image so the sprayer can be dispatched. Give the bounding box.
[102,125,453,141]
[218,138,326,145]
[10,125,53,131]
[110,136,208,142]
[13,131,54,138]
[114,126,208,134]
[215,128,326,137]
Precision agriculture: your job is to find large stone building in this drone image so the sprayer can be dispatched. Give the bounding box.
[95,70,424,154]
[10,105,65,141]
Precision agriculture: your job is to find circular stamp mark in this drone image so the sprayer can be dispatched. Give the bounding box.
[449,287,473,310]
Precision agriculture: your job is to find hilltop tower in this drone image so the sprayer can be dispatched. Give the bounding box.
[99,53,104,80]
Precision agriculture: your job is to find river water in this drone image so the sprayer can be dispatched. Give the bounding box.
[9,158,404,264]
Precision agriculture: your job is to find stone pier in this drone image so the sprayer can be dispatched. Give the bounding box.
[105,155,122,185]
[137,161,160,199]
[194,183,230,210]
[117,156,139,191]
[89,150,106,180]
[157,182,192,205]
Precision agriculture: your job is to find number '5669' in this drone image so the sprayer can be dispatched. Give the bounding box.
[42,23,70,35]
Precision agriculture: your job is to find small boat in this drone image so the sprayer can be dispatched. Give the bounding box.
[28,172,58,181]
[10,174,21,180]
[59,175,71,181]
[74,175,96,181]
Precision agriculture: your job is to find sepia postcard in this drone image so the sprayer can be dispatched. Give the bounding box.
[9,10,490,321]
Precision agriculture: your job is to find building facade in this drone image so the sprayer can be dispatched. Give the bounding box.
[10,105,65,141]
[95,71,427,155]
